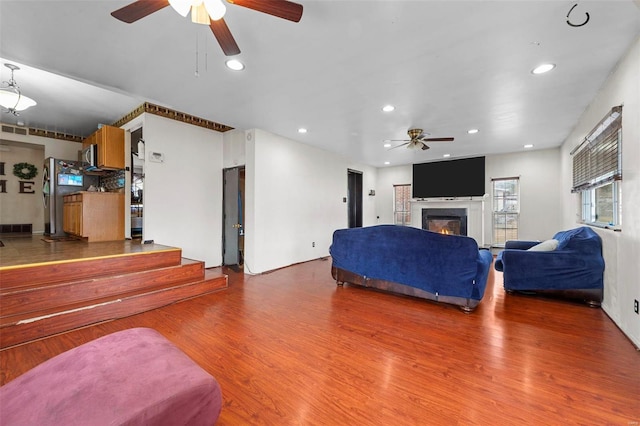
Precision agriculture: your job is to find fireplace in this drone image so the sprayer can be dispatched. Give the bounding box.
[422,208,467,236]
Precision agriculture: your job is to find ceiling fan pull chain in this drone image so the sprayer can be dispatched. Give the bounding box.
[195,30,200,77]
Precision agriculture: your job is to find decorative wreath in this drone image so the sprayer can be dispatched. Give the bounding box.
[13,162,38,180]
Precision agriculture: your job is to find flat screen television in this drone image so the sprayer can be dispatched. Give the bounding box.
[412,156,485,198]
[57,173,84,187]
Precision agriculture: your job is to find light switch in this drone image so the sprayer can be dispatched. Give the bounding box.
[149,152,164,163]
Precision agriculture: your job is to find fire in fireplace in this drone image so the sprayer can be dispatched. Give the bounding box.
[422,208,468,236]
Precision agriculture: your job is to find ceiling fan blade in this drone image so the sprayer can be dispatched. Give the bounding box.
[420,144,430,151]
[210,18,241,56]
[111,0,169,23]
[420,137,454,142]
[227,0,303,22]
[388,142,410,150]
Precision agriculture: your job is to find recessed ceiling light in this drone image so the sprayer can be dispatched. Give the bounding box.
[443,154,451,158]
[298,128,307,134]
[225,59,245,71]
[384,161,390,165]
[383,143,391,148]
[524,144,534,149]
[532,63,555,74]
[467,129,479,134]
[382,105,395,112]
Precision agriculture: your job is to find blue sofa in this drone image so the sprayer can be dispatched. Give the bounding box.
[329,225,493,312]
[494,226,604,306]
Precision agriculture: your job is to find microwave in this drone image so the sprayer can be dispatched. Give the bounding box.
[81,144,98,171]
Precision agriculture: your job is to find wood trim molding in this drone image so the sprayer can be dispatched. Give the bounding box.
[2,102,233,144]
[112,102,234,133]
[25,128,83,143]
[2,123,82,143]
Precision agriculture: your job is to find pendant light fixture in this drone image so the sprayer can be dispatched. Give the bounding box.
[0,63,37,115]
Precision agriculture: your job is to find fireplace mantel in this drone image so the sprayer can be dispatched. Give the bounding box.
[410,197,487,246]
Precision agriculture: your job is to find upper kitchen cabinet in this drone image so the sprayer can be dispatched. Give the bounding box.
[83,125,125,170]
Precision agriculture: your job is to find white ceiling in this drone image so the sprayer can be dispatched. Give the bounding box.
[1,0,639,167]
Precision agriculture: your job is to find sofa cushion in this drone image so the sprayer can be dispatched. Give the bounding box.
[553,226,600,252]
[527,239,559,251]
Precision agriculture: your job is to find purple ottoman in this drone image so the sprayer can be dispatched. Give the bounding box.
[0,328,222,425]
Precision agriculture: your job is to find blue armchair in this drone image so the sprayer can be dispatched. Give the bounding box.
[494,226,604,306]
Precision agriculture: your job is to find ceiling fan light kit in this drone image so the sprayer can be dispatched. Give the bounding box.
[388,128,454,151]
[204,0,226,21]
[169,0,226,23]
[111,0,303,56]
[191,2,211,24]
[168,0,191,17]
[0,64,37,115]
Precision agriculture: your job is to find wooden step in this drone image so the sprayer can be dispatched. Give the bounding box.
[0,271,227,350]
[0,259,205,318]
[0,248,183,289]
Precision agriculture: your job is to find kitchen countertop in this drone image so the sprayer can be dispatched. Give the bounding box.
[68,190,124,195]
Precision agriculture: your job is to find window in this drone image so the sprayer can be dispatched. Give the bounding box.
[492,177,519,246]
[572,106,622,229]
[393,184,411,226]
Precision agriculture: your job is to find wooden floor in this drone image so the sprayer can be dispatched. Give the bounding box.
[0,235,179,269]
[1,258,639,425]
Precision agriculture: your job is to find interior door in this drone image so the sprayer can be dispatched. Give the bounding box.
[223,167,240,266]
[348,169,363,228]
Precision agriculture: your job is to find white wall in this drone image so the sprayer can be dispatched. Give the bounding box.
[0,143,44,231]
[222,129,246,169]
[244,129,375,274]
[560,36,640,348]
[0,126,82,161]
[142,114,224,267]
[1,126,84,233]
[485,149,562,242]
[375,149,563,244]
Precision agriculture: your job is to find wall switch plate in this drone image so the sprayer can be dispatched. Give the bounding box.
[149,152,164,163]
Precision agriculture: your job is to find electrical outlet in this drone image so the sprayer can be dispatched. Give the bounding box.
[312,242,315,247]
[634,299,639,314]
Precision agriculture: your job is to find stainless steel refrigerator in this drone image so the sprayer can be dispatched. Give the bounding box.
[42,157,98,237]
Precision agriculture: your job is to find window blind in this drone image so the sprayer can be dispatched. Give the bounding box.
[571,106,622,192]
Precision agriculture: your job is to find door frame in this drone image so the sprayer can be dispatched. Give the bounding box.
[347,169,363,228]
[222,166,245,267]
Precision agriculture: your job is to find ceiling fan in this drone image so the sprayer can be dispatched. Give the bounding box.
[388,128,454,151]
[110,0,303,56]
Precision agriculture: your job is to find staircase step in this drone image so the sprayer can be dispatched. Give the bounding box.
[0,259,205,319]
[0,272,227,350]
[0,248,183,290]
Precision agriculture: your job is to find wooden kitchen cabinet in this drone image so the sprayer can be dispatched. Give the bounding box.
[82,125,125,170]
[63,195,83,236]
[63,192,125,242]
